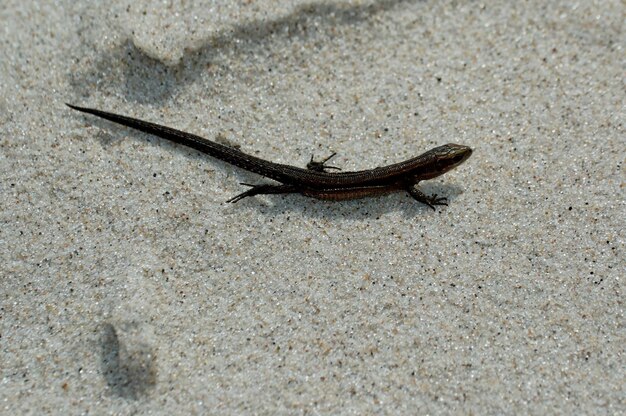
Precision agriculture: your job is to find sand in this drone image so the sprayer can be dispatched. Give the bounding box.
[1,0,624,414]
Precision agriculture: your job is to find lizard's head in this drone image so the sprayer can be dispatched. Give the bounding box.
[418,143,472,179]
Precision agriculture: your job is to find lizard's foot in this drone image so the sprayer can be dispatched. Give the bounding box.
[407,187,448,210]
[307,152,341,172]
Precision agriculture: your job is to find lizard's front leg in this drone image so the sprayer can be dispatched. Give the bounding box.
[407,186,448,210]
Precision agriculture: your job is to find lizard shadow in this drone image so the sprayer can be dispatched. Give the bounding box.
[228,181,467,219]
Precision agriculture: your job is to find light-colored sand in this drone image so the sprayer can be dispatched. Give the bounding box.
[1,0,624,414]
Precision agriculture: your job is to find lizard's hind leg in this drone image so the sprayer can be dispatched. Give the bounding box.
[227,183,299,203]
